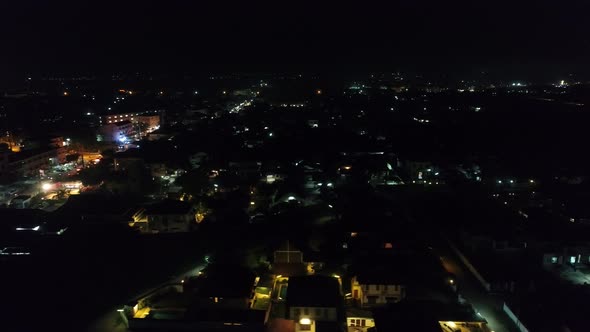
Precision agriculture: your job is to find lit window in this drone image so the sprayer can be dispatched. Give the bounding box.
[551,257,558,264]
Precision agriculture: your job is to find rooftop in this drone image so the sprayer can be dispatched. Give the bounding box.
[144,199,194,215]
[286,275,342,308]
[185,264,256,298]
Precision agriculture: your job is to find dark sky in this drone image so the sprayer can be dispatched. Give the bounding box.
[0,1,589,80]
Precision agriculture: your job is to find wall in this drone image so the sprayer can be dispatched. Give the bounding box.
[290,306,337,322]
[351,277,404,307]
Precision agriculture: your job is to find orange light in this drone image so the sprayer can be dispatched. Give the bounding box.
[316,89,322,95]
[63,91,69,96]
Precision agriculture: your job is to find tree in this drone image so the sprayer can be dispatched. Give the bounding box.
[176,169,210,197]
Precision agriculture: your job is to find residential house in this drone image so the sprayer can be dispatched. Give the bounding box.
[183,264,258,309]
[346,308,375,332]
[143,200,197,233]
[351,271,406,307]
[286,275,345,332]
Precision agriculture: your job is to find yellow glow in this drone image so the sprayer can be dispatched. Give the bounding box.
[332,274,340,279]
[42,183,53,191]
[316,89,322,95]
[300,318,311,325]
[343,166,352,170]
[250,201,255,205]
[447,322,456,328]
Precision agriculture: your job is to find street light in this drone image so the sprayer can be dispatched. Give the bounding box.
[300,318,311,325]
[41,182,53,192]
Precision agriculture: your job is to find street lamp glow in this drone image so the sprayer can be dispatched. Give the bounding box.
[299,318,311,325]
[42,183,53,191]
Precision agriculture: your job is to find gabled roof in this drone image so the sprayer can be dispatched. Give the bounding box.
[144,199,193,215]
[286,275,342,308]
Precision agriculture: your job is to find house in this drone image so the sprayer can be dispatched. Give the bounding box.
[183,264,258,309]
[345,308,375,332]
[372,301,489,332]
[286,275,345,332]
[351,270,406,307]
[8,195,33,209]
[142,200,197,233]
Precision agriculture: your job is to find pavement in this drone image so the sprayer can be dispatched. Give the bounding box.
[436,241,517,332]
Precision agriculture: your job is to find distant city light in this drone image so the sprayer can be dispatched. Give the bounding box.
[287,196,296,201]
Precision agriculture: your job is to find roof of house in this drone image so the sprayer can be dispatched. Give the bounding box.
[286,275,342,308]
[372,301,485,331]
[56,193,135,217]
[186,264,256,298]
[0,208,46,228]
[144,199,193,215]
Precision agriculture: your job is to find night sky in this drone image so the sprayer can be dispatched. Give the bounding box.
[1,1,589,80]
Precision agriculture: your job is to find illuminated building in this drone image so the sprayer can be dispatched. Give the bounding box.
[99,111,160,139]
[351,273,406,307]
[286,275,345,332]
[97,120,135,143]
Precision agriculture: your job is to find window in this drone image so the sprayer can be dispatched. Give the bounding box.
[551,256,558,264]
[303,308,309,315]
[386,297,398,303]
[294,308,301,317]
[351,319,366,327]
[300,323,311,331]
[374,284,380,291]
[367,296,377,304]
[315,308,322,317]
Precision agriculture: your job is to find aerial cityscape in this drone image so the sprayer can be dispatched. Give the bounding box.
[1,2,590,332]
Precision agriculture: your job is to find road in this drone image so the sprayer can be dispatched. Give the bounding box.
[86,264,206,332]
[436,240,517,332]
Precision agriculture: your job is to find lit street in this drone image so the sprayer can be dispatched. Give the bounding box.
[436,241,517,332]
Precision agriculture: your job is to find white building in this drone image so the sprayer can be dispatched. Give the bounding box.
[351,273,406,307]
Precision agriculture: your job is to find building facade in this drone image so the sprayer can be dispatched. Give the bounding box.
[97,121,135,143]
[351,276,406,307]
